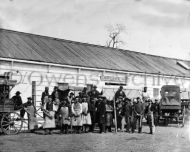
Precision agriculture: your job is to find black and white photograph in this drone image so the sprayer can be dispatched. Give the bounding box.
[0,0,190,152]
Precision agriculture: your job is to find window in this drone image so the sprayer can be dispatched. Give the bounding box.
[153,88,159,98]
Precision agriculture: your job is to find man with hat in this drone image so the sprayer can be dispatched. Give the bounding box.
[132,97,144,133]
[152,98,160,126]
[123,98,133,133]
[41,87,49,119]
[12,91,25,118]
[24,97,38,132]
[116,96,124,131]
[88,85,103,99]
[141,87,150,103]
[144,99,155,134]
[115,86,126,101]
[88,97,96,132]
[96,96,106,133]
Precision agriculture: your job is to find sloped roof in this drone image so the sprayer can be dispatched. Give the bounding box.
[0,28,189,77]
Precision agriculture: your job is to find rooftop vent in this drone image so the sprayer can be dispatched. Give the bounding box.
[177,61,190,70]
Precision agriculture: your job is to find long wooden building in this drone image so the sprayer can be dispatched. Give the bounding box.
[0,28,190,105]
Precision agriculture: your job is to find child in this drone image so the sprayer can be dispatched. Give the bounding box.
[81,96,91,133]
[59,99,70,134]
[71,97,82,134]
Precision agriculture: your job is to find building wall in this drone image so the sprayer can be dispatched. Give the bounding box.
[1,60,190,104]
[1,60,190,128]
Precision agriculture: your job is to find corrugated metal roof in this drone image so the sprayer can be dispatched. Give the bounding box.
[0,29,189,77]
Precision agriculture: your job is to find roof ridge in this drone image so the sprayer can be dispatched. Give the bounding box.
[0,28,189,62]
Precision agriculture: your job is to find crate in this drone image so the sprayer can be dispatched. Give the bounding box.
[0,104,14,112]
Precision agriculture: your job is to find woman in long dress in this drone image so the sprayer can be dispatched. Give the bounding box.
[71,97,82,134]
[81,96,91,133]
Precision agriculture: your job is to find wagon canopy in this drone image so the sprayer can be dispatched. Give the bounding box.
[160,85,181,107]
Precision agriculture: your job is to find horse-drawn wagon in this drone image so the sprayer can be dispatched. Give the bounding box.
[160,85,185,127]
[0,76,23,135]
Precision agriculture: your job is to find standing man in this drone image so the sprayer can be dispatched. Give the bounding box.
[115,86,126,101]
[153,99,160,126]
[124,98,133,133]
[24,97,38,132]
[116,96,123,131]
[96,96,106,133]
[141,87,150,103]
[88,85,102,99]
[132,97,144,133]
[41,87,49,118]
[88,98,96,132]
[41,87,49,107]
[12,91,25,118]
[145,99,155,134]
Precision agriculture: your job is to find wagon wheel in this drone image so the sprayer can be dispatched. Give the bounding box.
[1,112,23,135]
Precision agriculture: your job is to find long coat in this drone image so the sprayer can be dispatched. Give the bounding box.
[105,104,113,126]
[96,101,106,124]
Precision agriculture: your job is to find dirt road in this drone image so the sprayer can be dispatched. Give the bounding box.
[0,125,190,152]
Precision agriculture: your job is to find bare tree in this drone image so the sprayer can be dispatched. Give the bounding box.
[106,24,126,48]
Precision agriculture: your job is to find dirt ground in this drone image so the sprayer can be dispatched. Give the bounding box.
[0,124,190,152]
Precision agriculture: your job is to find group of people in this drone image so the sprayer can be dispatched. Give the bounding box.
[11,85,160,135]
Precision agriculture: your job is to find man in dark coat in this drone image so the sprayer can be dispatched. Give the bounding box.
[132,97,144,133]
[88,98,96,132]
[88,85,102,99]
[152,99,160,126]
[12,91,25,118]
[105,100,114,132]
[145,99,155,134]
[41,87,49,106]
[124,98,133,133]
[96,96,106,133]
[116,96,124,131]
[41,87,49,118]
[115,86,126,101]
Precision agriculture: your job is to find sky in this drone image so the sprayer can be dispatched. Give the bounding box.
[0,0,190,60]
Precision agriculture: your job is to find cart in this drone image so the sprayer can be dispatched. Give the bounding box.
[160,85,185,127]
[0,77,23,135]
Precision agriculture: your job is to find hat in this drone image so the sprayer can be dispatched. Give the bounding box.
[98,95,106,99]
[125,97,131,101]
[27,97,32,100]
[16,91,21,95]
